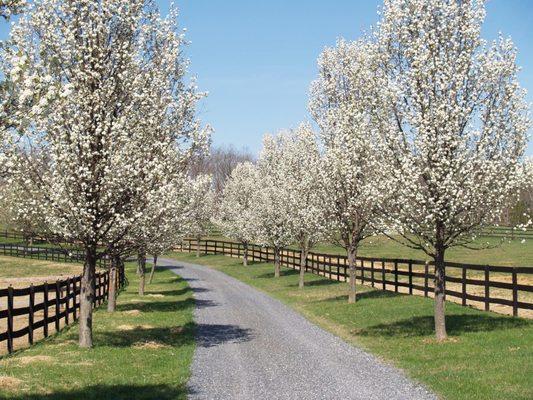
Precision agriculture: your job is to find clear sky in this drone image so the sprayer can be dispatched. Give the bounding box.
[166,0,533,156]
[1,1,532,156]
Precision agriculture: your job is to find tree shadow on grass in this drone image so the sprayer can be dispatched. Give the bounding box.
[7,384,187,400]
[256,269,299,279]
[290,278,339,288]
[358,314,531,338]
[117,298,217,313]
[145,287,210,296]
[97,322,253,349]
[97,323,195,348]
[325,290,399,303]
[145,287,191,297]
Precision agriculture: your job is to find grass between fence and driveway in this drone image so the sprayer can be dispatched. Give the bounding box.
[170,252,533,400]
[0,261,195,400]
[203,233,533,267]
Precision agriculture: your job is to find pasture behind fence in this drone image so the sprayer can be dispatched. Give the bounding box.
[178,239,533,318]
[0,243,124,354]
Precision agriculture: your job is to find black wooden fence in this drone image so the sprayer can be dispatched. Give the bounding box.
[0,243,124,354]
[178,239,533,318]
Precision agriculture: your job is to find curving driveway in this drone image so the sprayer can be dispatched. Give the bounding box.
[158,258,436,400]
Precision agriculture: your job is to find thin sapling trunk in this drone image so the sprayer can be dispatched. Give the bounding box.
[433,242,447,341]
[243,242,249,266]
[107,255,119,312]
[298,246,309,289]
[137,252,146,296]
[148,254,158,284]
[347,245,357,303]
[196,236,201,258]
[274,246,281,278]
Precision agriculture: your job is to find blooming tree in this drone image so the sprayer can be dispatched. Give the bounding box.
[2,0,208,347]
[277,124,327,288]
[218,161,261,266]
[0,0,25,20]
[186,174,215,257]
[309,38,386,302]
[374,0,530,340]
[254,133,296,278]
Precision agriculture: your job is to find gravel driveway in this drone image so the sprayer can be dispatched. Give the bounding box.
[158,258,436,400]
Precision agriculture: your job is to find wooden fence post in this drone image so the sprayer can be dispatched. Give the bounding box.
[65,279,70,325]
[484,266,490,312]
[73,278,78,321]
[29,284,35,345]
[370,260,375,287]
[424,262,429,297]
[512,269,518,317]
[394,261,398,293]
[462,268,467,306]
[408,261,413,295]
[7,285,14,353]
[382,261,386,291]
[55,281,60,332]
[43,282,49,337]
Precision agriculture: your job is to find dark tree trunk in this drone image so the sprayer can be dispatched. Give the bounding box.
[243,242,249,266]
[434,243,447,341]
[79,245,97,348]
[107,255,120,312]
[148,254,158,284]
[298,247,309,289]
[274,247,281,278]
[137,252,146,296]
[347,246,357,303]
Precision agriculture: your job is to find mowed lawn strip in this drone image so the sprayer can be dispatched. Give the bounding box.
[0,262,195,400]
[201,234,533,267]
[171,252,533,400]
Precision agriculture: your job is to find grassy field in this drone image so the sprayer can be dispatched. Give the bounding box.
[203,234,533,267]
[312,235,533,267]
[171,252,533,400]
[0,262,195,400]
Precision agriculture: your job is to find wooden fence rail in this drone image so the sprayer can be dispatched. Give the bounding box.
[178,239,533,318]
[0,244,124,354]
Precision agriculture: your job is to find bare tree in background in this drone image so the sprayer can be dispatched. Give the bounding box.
[190,145,254,193]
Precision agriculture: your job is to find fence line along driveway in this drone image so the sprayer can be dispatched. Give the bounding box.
[0,244,123,355]
[159,257,436,400]
[178,239,533,318]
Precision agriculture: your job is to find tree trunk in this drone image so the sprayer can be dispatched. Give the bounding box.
[137,252,146,296]
[434,244,447,341]
[79,245,97,348]
[148,254,158,284]
[243,242,248,266]
[348,246,357,303]
[274,247,281,278]
[196,237,200,258]
[298,247,309,289]
[107,255,118,312]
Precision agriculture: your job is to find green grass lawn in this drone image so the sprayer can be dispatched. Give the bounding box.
[312,235,533,267]
[0,262,195,400]
[171,252,533,400]
[203,233,533,266]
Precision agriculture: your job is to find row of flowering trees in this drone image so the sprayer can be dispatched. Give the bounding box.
[0,0,214,348]
[218,0,531,341]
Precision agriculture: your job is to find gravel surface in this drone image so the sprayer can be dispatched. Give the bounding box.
[159,257,436,400]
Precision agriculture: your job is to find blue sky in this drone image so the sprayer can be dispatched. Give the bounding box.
[2,1,532,156]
